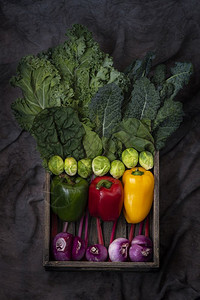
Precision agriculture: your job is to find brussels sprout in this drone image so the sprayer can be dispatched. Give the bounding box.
[110,160,125,179]
[48,155,64,175]
[92,156,110,176]
[78,158,92,178]
[122,148,138,168]
[64,157,77,176]
[139,151,154,170]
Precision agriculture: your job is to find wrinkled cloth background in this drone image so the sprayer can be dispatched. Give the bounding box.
[1,0,200,299]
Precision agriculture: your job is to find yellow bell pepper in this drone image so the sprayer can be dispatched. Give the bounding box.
[122,167,154,224]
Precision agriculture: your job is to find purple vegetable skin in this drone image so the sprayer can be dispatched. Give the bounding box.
[129,235,153,262]
[108,238,130,262]
[53,232,73,261]
[72,236,86,260]
[86,244,108,262]
[72,213,86,261]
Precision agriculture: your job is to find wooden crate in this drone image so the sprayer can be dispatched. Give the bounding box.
[43,152,159,271]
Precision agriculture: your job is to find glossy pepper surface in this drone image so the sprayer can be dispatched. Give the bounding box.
[88,176,123,222]
[51,174,89,222]
[122,167,154,224]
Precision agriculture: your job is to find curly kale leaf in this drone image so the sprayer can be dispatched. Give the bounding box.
[31,107,85,161]
[50,24,128,120]
[152,99,184,150]
[10,55,68,131]
[89,83,124,138]
[123,77,160,120]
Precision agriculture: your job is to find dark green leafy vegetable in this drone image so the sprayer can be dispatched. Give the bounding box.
[166,62,193,99]
[124,52,155,83]
[123,77,160,120]
[152,64,167,86]
[102,118,155,160]
[82,124,103,159]
[113,118,155,154]
[89,83,124,138]
[152,99,184,150]
[31,106,85,162]
[47,24,128,120]
[10,55,67,131]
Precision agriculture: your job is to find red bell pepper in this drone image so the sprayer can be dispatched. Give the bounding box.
[88,176,124,222]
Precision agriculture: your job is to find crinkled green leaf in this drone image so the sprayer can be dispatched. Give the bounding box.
[123,77,161,120]
[113,118,155,154]
[124,52,155,83]
[10,55,67,131]
[82,124,103,159]
[152,64,167,86]
[166,62,193,99]
[153,98,184,150]
[102,118,155,158]
[50,24,128,120]
[31,107,85,161]
[89,83,124,138]
[102,136,123,161]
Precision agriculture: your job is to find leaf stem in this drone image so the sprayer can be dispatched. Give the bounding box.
[62,222,68,233]
[84,210,89,249]
[78,213,85,238]
[129,224,135,242]
[96,217,104,246]
[138,221,144,235]
[109,220,117,244]
[145,215,149,237]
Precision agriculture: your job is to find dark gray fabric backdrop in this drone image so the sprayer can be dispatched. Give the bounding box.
[1,0,200,299]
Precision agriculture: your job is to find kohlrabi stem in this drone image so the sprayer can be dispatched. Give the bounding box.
[109,220,117,244]
[138,221,144,236]
[129,224,135,242]
[78,213,85,238]
[145,215,149,237]
[84,210,89,249]
[62,222,68,233]
[51,212,58,240]
[96,217,104,246]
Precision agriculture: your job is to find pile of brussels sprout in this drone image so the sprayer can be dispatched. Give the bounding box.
[48,148,154,179]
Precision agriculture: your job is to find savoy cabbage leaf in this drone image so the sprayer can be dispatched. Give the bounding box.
[89,83,124,138]
[10,55,68,131]
[123,77,160,120]
[152,98,184,150]
[124,52,155,83]
[82,124,103,159]
[166,62,193,99]
[31,106,85,161]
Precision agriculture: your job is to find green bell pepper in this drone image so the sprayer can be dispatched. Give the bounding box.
[50,174,89,222]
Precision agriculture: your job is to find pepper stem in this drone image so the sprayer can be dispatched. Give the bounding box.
[96,179,113,190]
[131,168,144,176]
[59,173,75,185]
